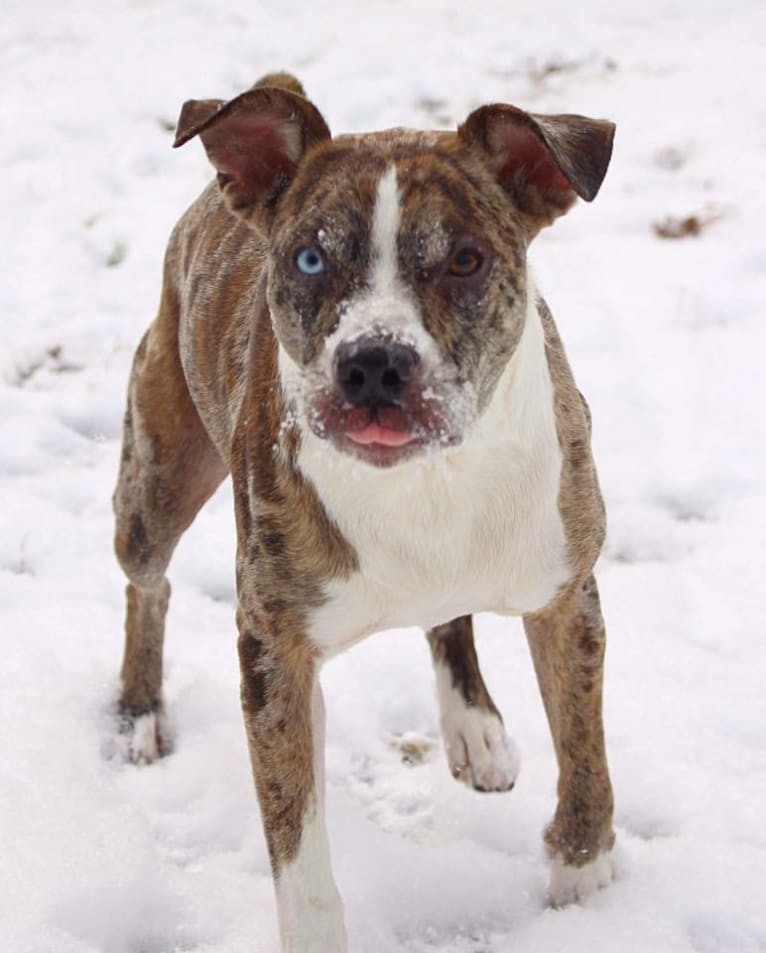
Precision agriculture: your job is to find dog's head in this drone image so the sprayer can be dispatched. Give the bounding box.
[176,76,614,468]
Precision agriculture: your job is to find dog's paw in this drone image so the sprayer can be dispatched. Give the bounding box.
[117,708,171,765]
[442,707,520,793]
[547,849,615,907]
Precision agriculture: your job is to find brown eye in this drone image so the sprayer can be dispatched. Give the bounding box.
[448,247,483,277]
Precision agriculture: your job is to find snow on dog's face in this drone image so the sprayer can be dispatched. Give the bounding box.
[176,84,614,467]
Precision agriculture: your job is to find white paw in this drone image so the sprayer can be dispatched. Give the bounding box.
[442,706,520,793]
[277,812,348,953]
[119,710,169,765]
[548,849,615,907]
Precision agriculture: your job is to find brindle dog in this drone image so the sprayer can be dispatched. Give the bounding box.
[114,72,616,953]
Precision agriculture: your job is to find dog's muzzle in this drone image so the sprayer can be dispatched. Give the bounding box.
[303,334,461,466]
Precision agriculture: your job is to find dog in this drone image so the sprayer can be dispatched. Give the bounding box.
[113,71,616,952]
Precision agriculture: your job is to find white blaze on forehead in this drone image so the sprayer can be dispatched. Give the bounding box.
[320,164,440,368]
[370,164,402,295]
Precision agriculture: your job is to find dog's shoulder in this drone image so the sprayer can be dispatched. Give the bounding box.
[159,183,269,459]
[164,183,264,288]
[536,295,607,577]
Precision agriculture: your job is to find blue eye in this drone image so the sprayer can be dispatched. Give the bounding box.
[295,247,325,275]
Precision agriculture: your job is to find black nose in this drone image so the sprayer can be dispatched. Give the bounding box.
[336,337,420,406]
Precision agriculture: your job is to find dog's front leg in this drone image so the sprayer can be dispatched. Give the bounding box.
[237,618,346,953]
[427,616,520,792]
[523,574,615,905]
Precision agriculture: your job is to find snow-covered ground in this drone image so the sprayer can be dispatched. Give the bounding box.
[2,1,765,950]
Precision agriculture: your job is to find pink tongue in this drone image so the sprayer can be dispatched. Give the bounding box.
[346,423,414,447]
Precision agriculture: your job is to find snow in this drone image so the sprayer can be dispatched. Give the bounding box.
[2,0,765,951]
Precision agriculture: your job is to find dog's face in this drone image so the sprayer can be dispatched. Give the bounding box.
[269,134,531,467]
[176,85,614,467]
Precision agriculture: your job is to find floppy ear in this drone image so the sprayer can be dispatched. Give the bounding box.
[173,85,331,226]
[458,104,615,238]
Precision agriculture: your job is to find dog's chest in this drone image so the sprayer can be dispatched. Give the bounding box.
[311,460,568,652]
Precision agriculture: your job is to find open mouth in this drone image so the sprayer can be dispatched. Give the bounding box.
[338,404,419,465]
[343,404,415,449]
[303,386,464,469]
[346,423,415,447]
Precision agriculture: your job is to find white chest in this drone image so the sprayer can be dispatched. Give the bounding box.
[294,297,571,655]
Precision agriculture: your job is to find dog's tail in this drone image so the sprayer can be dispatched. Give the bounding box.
[251,71,306,98]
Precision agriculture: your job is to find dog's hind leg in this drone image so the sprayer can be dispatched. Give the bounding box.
[113,286,227,762]
[426,615,520,792]
[523,574,615,904]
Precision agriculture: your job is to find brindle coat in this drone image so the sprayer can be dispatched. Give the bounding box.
[114,72,616,950]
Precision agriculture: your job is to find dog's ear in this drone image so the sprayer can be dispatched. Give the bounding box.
[173,86,331,227]
[458,104,615,238]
